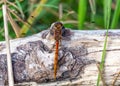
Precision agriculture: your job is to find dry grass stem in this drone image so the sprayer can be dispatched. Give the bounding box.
[7,10,21,38]
[7,8,30,26]
[96,63,107,86]
[59,3,63,20]
[2,4,14,86]
[112,71,120,86]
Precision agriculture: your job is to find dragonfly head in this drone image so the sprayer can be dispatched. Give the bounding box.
[54,22,63,30]
[50,22,65,35]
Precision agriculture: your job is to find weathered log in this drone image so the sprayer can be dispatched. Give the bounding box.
[0,30,120,86]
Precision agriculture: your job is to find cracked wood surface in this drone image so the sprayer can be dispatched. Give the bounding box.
[0,30,120,86]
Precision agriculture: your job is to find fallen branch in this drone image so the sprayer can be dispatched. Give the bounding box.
[0,30,120,85]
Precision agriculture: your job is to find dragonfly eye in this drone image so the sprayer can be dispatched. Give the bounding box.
[54,22,63,27]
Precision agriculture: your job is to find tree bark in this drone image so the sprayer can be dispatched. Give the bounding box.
[0,30,120,86]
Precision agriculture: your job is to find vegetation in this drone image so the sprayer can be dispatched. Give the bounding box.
[0,0,120,85]
[0,0,120,40]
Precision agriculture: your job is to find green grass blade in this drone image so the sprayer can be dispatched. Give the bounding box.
[15,0,25,19]
[89,0,96,29]
[110,0,120,29]
[96,0,112,86]
[104,0,112,29]
[37,0,60,19]
[78,0,87,30]
[96,30,108,86]
[89,0,96,15]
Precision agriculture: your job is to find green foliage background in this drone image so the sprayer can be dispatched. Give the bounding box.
[0,0,120,85]
[0,0,120,40]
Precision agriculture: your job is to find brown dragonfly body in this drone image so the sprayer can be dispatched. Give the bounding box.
[43,22,71,80]
[50,22,63,80]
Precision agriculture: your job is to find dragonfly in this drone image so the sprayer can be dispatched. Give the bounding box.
[49,22,64,80]
[42,22,71,80]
